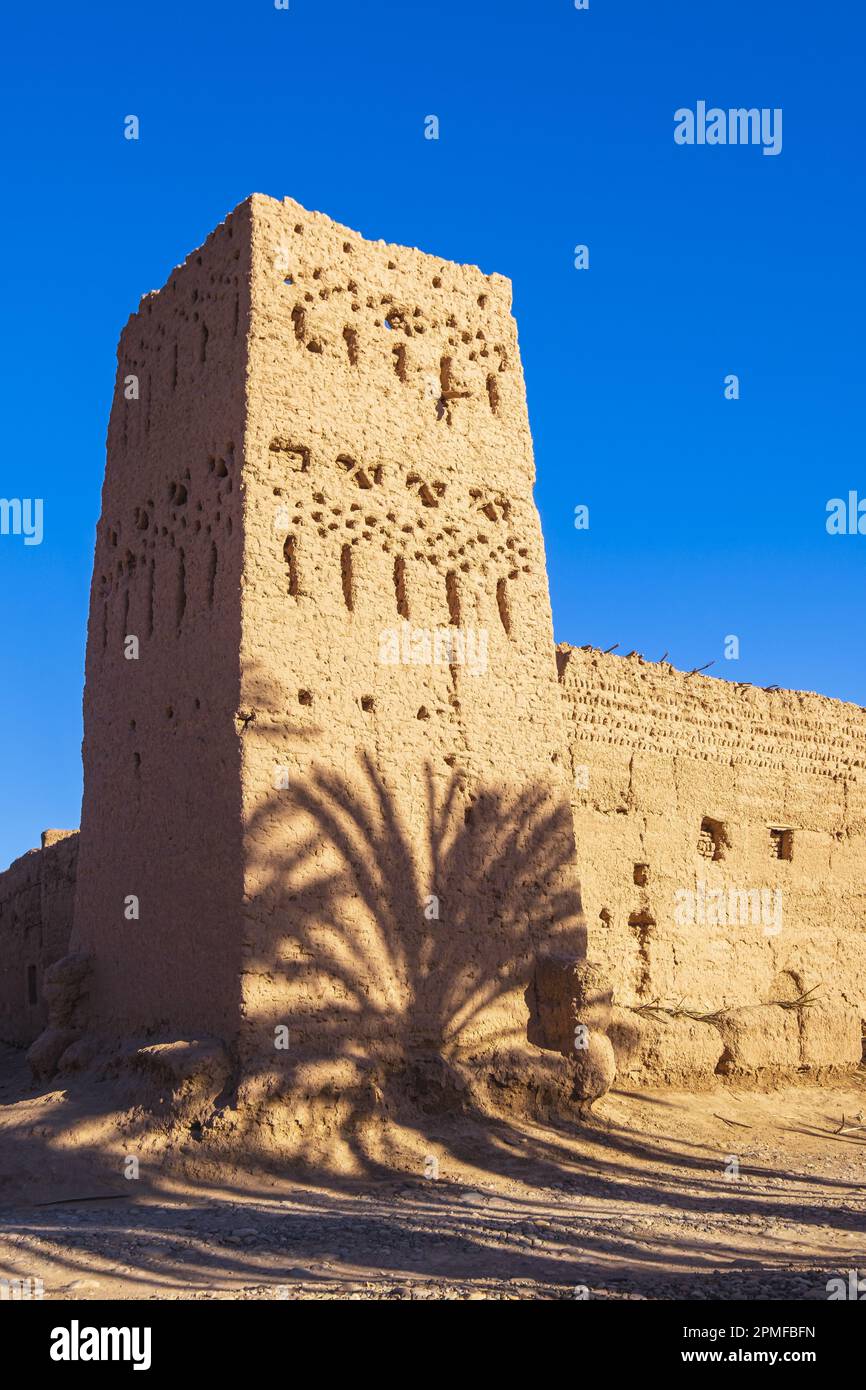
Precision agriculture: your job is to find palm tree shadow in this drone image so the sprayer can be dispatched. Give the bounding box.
[238,750,585,1177]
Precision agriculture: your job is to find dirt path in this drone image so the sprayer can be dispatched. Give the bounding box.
[1,1048,864,1300]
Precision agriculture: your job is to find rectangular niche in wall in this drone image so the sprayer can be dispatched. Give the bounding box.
[697,817,728,862]
[769,827,793,861]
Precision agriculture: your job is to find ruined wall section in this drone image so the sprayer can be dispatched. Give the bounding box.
[558,645,866,1064]
[71,203,254,1039]
[0,831,78,1045]
[236,195,583,1070]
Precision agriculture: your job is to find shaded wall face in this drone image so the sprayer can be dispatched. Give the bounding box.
[236,196,583,1066]
[0,833,77,1045]
[559,647,866,1022]
[71,207,252,1041]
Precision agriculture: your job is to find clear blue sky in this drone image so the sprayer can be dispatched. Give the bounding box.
[0,0,863,868]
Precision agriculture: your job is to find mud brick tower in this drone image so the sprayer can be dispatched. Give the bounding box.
[71,195,583,1082]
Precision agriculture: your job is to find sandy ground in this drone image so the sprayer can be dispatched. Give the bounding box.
[0,1045,864,1301]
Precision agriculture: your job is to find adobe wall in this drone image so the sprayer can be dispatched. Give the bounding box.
[558,645,866,1079]
[70,202,253,1040]
[237,195,583,1078]
[0,831,78,1045]
[69,193,583,1077]
[34,195,865,1091]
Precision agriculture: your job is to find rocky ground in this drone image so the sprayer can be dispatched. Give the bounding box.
[0,1045,864,1301]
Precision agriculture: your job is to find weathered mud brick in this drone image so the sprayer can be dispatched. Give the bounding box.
[67,195,584,1076]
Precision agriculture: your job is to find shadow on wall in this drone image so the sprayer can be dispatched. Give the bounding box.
[17,687,587,1176]
[232,748,585,1162]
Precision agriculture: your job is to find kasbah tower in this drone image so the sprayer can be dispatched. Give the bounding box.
[70,194,585,1101]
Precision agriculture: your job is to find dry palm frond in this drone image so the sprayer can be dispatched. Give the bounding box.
[834,1111,866,1136]
[632,997,729,1025]
[775,986,822,1011]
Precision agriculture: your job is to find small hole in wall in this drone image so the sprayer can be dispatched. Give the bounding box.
[361,695,374,712]
[769,827,793,861]
[392,344,408,380]
[343,326,359,365]
[133,752,141,771]
[445,570,460,626]
[341,544,354,610]
[207,543,218,605]
[298,689,312,705]
[496,577,512,635]
[633,863,649,887]
[698,817,728,862]
[628,909,656,930]
[166,706,174,719]
[439,355,454,397]
[283,535,300,596]
[283,276,294,285]
[417,706,430,720]
[394,556,409,618]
